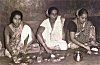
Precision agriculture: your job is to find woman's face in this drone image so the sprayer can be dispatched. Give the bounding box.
[49,10,58,20]
[78,13,87,24]
[13,15,21,27]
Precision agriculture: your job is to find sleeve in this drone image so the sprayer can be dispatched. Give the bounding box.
[67,21,77,32]
[40,20,47,27]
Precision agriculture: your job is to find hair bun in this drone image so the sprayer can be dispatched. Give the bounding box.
[46,9,49,17]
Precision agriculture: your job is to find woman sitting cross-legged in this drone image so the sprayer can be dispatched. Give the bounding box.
[67,8,99,54]
[4,10,37,60]
[37,7,68,54]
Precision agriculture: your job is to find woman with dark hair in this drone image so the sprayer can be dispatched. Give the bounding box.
[10,10,23,23]
[67,8,98,54]
[37,7,68,53]
[4,10,35,58]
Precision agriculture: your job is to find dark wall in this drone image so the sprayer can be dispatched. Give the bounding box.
[0,0,100,47]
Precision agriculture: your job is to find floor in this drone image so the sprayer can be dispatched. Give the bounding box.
[0,48,100,65]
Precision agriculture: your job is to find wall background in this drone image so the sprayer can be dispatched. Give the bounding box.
[0,0,100,47]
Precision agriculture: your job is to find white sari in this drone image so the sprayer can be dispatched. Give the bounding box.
[40,16,68,50]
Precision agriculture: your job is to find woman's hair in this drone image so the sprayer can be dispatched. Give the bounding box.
[10,10,23,23]
[76,8,88,17]
[47,7,59,16]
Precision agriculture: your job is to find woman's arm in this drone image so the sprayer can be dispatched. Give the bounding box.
[4,27,13,56]
[37,26,45,45]
[37,26,52,53]
[70,31,91,51]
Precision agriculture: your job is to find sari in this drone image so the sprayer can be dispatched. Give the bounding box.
[5,23,38,58]
[9,23,23,55]
[40,16,68,50]
[68,21,97,49]
[75,21,96,46]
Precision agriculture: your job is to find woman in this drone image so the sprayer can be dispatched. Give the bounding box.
[67,8,98,54]
[37,7,68,53]
[4,10,35,58]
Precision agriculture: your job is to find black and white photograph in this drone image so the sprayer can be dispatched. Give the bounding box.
[0,0,100,65]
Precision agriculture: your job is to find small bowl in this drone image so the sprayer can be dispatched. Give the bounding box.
[90,46,99,54]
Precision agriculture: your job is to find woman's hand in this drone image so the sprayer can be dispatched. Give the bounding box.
[20,46,27,54]
[84,45,92,54]
[84,45,91,51]
[87,50,92,54]
[46,48,52,53]
[91,41,98,46]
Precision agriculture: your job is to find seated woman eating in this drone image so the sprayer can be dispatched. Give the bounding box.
[4,10,36,58]
[37,7,68,53]
[67,8,98,54]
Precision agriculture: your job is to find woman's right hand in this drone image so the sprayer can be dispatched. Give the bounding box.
[10,50,14,56]
[84,45,92,54]
[87,50,92,54]
[84,45,91,51]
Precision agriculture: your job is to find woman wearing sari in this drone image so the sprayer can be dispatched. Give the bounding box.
[37,7,68,53]
[4,10,35,58]
[67,8,98,54]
